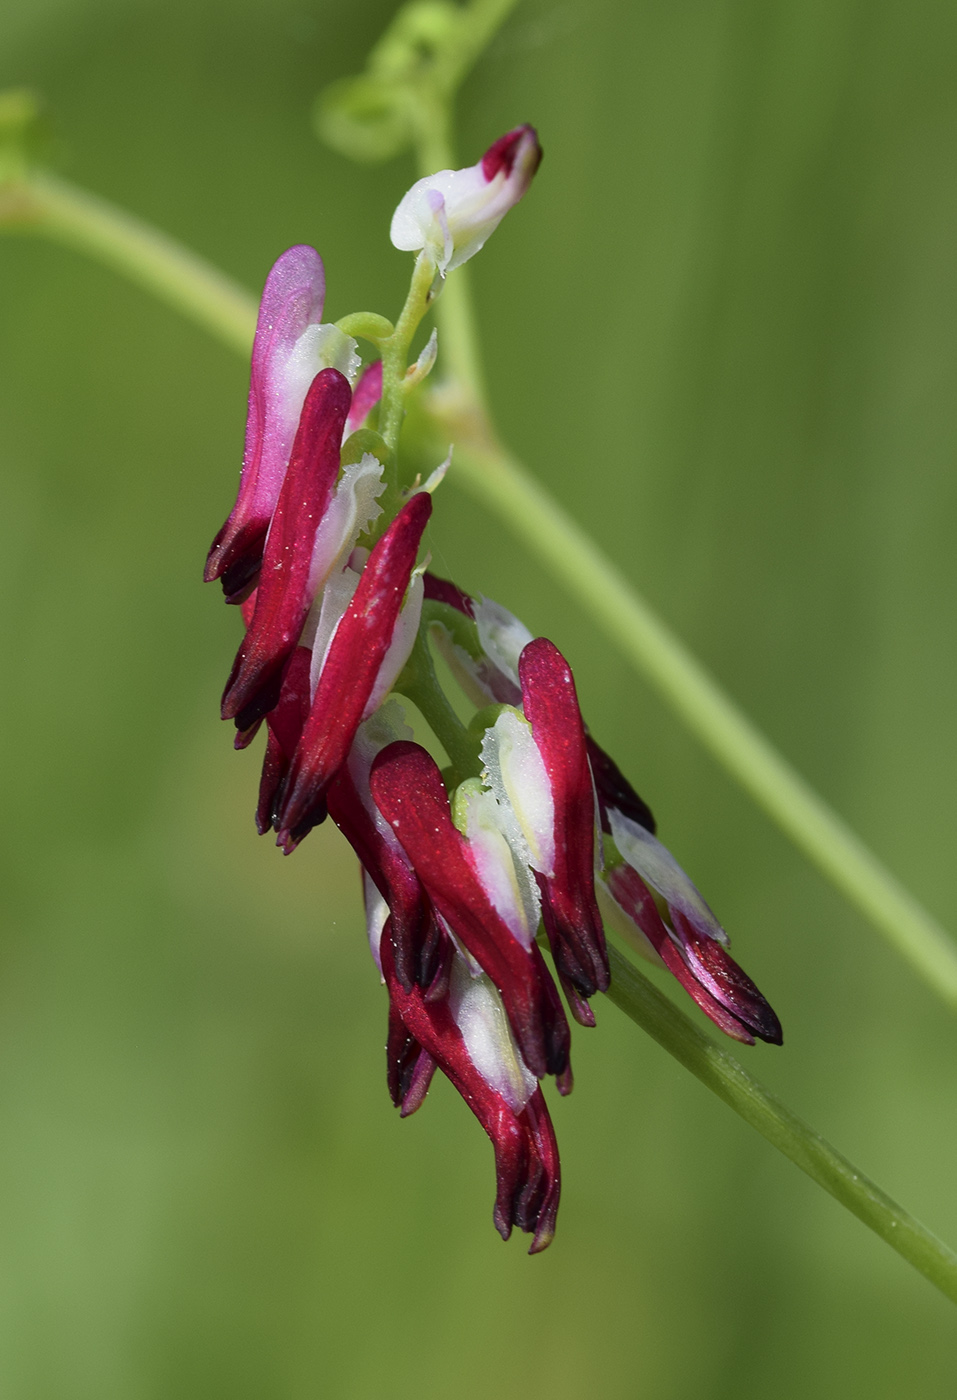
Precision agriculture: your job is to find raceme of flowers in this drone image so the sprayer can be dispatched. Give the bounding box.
[204,125,782,1253]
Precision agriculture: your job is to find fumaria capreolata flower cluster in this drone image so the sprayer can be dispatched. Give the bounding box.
[205,125,782,1252]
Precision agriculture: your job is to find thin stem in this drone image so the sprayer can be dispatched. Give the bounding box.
[0,173,257,352]
[379,250,435,454]
[395,629,480,777]
[605,941,957,1304]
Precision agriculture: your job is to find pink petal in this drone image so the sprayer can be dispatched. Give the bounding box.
[206,246,326,601]
[344,360,383,437]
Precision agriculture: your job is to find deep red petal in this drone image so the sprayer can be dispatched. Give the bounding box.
[481,124,543,181]
[381,934,561,1251]
[221,367,352,728]
[423,571,475,618]
[254,646,312,835]
[370,740,570,1082]
[519,639,609,996]
[274,492,432,849]
[672,910,783,1046]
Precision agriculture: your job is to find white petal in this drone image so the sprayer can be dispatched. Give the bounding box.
[473,597,534,687]
[307,452,385,602]
[607,809,729,947]
[449,956,537,1112]
[308,564,361,696]
[458,781,540,949]
[481,708,555,876]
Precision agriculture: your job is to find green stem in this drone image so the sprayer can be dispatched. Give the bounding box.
[379,250,435,454]
[0,172,257,352]
[605,942,957,1304]
[395,628,480,777]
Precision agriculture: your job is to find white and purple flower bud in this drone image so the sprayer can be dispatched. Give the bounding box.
[390,125,543,276]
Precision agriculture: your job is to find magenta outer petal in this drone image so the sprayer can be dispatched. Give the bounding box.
[381,931,561,1252]
[206,245,326,600]
[671,909,783,1046]
[327,759,440,992]
[221,367,352,730]
[273,492,433,849]
[344,360,383,438]
[604,863,782,1045]
[518,638,609,998]
[369,741,571,1082]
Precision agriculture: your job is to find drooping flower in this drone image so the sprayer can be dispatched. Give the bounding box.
[390,124,543,276]
[205,146,782,1255]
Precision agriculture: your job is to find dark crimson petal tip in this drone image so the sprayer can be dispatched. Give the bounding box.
[327,759,438,992]
[586,734,656,836]
[273,491,433,851]
[672,910,783,1046]
[423,571,475,618]
[518,638,610,997]
[381,937,561,1252]
[481,124,542,182]
[386,996,437,1116]
[605,864,781,1045]
[254,646,312,836]
[370,740,570,1082]
[206,245,326,596]
[221,367,352,727]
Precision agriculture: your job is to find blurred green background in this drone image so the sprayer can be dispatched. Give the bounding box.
[1,0,956,1394]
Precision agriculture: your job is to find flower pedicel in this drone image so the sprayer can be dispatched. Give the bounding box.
[205,126,781,1253]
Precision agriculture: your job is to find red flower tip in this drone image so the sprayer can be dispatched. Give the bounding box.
[423,570,475,618]
[481,124,543,182]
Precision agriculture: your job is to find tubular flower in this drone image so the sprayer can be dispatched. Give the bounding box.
[390,124,543,276]
[205,138,782,1254]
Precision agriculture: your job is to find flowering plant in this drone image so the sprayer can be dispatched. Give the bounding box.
[2,0,956,1320]
[202,129,782,1250]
